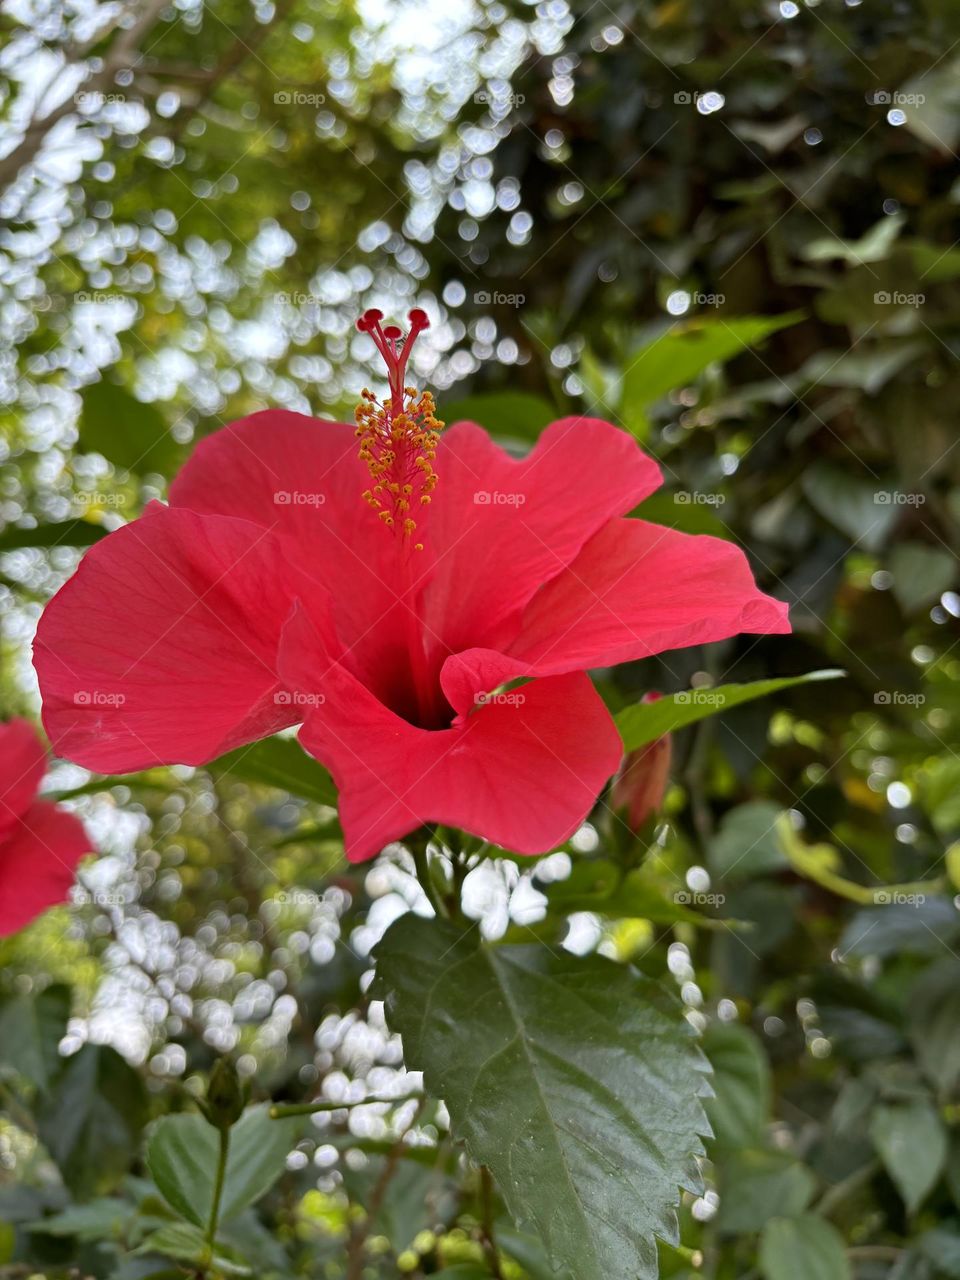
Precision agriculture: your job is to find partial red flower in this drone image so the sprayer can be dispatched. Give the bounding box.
[34,309,789,863]
[611,693,673,834]
[0,718,90,936]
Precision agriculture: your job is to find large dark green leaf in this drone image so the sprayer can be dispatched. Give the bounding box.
[441,391,557,440]
[0,984,70,1091]
[79,380,182,475]
[616,671,843,752]
[146,1105,300,1229]
[373,915,710,1280]
[36,1045,148,1197]
[620,313,802,437]
[210,737,336,807]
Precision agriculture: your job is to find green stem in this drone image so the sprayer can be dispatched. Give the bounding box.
[270,1090,422,1119]
[411,830,447,918]
[205,1125,230,1254]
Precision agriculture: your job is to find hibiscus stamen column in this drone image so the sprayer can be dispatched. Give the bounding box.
[355,308,446,725]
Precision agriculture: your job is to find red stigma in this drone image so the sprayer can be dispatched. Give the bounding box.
[356,308,431,411]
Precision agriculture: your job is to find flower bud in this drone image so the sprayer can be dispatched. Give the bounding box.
[200,1057,246,1130]
[611,693,672,834]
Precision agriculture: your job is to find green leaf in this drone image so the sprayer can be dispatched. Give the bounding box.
[890,542,956,614]
[36,1045,148,1198]
[801,461,898,552]
[211,737,336,807]
[620,313,802,437]
[759,1215,851,1280]
[146,1106,300,1229]
[442,391,557,441]
[0,984,70,1091]
[702,1023,771,1150]
[136,1222,251,1275]
[0,518,110,552]
[616,670,844,752]
[373,915,710,1280]
[870,1100,947,1212]
[908,962,960,1096]
[79,380,182,476]
[717,1151,817,1234]
[708,801,787,883]
[29,1197,133,1241]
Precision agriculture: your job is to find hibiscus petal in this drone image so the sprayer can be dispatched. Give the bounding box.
[0,719,47,839]
[421,417,661,654]
[279,605,623,862]
[34,506,312,772]
[168,411,409,699]
[0,799,89,936]
[440,519,790,712]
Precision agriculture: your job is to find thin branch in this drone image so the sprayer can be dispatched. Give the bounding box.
[0,0,170,191]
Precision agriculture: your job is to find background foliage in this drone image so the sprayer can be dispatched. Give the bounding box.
[1,0,959,1276]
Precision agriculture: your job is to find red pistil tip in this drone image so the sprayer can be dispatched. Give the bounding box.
[356,308,384,333]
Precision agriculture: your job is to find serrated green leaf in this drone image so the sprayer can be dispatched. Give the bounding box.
[759,1215,851,1280]
[146,1105,300,1230]
[372,915,710,1280]
[616,670,844,752]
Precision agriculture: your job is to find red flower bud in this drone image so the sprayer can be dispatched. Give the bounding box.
[611,692,672,834]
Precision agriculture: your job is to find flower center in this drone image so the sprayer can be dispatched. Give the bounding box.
[355,307,443,550]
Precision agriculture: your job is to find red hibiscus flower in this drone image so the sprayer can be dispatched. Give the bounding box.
[34,309,788,863]
[0,718,90,935]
